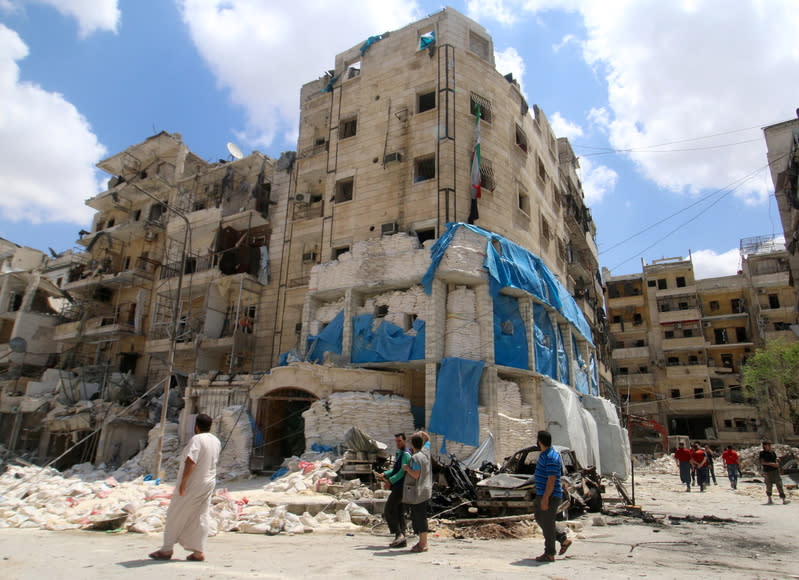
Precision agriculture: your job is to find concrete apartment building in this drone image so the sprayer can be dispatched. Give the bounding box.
[2,8,628,475]
[604,237,798,450]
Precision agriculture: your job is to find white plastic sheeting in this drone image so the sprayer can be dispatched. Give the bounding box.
[581,394,631,479]
[541,377,601,473]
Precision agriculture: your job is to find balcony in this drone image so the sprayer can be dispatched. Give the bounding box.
[53,314,135,343]
[657,308,701,324]
[752,271,790,288]
[64,256,156,291]
[613,373,654,389]
[662,336,707,351]
[656,284,697,297]
[611,346,649,361]
[606,294,645,308]
[666,363,709,379]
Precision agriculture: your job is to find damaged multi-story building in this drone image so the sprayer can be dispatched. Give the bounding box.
[604,236,799,451]
[2,8,629,477]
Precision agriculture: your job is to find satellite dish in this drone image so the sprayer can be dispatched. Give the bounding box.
[9,337,27,353]
[226,142,244,160]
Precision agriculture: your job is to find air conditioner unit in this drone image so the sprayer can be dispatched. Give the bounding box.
[380,221,398,236]
[703,322,712,328]
[383,152,402,164]
[294,192,312,204]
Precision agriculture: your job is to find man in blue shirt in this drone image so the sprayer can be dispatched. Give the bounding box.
[377,433,411,547]
[533,430,572,562]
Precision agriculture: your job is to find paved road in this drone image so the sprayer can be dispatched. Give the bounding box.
[1,473,796,579]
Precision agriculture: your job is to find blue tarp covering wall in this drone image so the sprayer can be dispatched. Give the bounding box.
[493,294,528,369]
[306,311,344,362]
[573,334,589,395]
[557,324,570,385]
[351,314,426,363]
[534,304,557,379]
[428,357,485,448]
[422,223,593,344]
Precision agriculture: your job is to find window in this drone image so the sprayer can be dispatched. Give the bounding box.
[612,315,621,323]
[106,218,115,228]
[641,393,651,401]
[347,61,361,79]
[335,177,354,203]
[671,389,681,399]
[678,302,688,310]
[133,209,141,221]
[419,29,435,51]
[417,91,435,113]
[694,388,705,399]
[122,256,131,270]
[735,327,748,342]
[715,328,728,344]
[688,355,698,364]
[657,279,667,290]
[414,156,435,182]
[470,92,493,123]
[540,215,551,242]
[676,276,686,287]
[617,367,629,375]
[633,313,642,325]
[340,117,357,139]
[479,157,496,191]
[768,294,780,309]
[415,228,436,244]
[515,125,528,153]
[469,31,490,60]
[537,155,548,184]
[775,321,791,331]
[683,329,693,338]
[731,298,742,313]
[647,280,656,287]
[723,420,733,428]
[721,353,734,370]
[709,300,719,311]
[332,246,350,260]
[667,357,679,366]
[518,189,530,215]
[665,330,674,339]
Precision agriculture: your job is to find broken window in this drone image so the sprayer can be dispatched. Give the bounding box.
[418,90,435,113]
[332,245,350,260]
[470,92,493,123]
[730,298,742,313]
[515,124,528,153]
[768,293,780,309]
[678,302,688,310]
[106,218,115,228]
[415,228,436,244]
[518,189,530,215]
[647,280,656,287]
[667,357,679,366]
[537,155,548,184]
[715,328,728,345]
[657,279,667,290]
[133,209,141,221]
[709,300,719,311]
[775,321,791,331]
[340,117,357,139]
[671,389,681,399]
[633,313,643,325]
[721,353,734,370]
[347,61,361,79]
[469,31,490,60]
[694,388,704,399]
[735,327,748,342]
[540,215,551,242]
[414,156,435,182]
[664,330,674,339]
[335,177,354,203]
[676,276,686,287]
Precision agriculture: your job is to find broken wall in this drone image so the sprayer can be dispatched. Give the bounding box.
[541,377,601,472]
[581,394,631,479]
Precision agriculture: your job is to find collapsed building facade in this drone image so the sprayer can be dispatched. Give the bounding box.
[604,238,799,451]
[1,8,629,477]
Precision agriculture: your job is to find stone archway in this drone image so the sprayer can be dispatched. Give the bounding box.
[253,387,318,471]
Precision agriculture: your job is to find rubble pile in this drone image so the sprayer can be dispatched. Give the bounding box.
[0,463,366,535]
[262,456,344,494]
[302,392,415,450]
[737,444,799,472]
[215,406,254,481]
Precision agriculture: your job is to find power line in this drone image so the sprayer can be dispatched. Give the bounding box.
[578,137,763,157]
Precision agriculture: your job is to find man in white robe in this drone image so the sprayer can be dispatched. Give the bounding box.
[149,413,221,562]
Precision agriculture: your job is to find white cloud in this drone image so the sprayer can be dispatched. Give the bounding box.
[3,1,120,36]
[691,248,741,279]
[465,1,799,206]
[0,25,104,224]
[578,156,617,205]
[552,33,576,53]
[550,111,583,141]
[494,46,525,96]
[178,0,421,149]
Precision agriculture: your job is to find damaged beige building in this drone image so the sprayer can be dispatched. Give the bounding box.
[3,8,627,476]
[604,237,798,451]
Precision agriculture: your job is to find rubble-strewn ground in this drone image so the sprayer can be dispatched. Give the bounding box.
[0,465,797,579]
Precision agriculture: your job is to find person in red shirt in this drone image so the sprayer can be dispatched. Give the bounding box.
[690,442,708,492]
[721,445,741,489]
[674,441,693,492]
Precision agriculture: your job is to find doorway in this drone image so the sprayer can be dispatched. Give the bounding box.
[253,388,317,470]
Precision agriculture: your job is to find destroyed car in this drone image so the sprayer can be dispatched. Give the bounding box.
[475,445,603,516]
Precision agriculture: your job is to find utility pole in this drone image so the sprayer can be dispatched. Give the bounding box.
[129,183,189,480]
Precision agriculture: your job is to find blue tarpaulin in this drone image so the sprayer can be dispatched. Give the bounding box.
[573,334,589,394]
[351,314,425,363]
[557,324,570,384]
[428,357,484,447]
[360,34,383,55]
[419,30,435,50]
[422,223,593,344]
[493,293,528,369]
[306,311,344,362]
[534,304,557,379]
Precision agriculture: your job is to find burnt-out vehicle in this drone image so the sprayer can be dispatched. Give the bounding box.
[475,445,603,516]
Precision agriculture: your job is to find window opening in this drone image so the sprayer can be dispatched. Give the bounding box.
[414,156,436,182]
[340,118,357,139]
[418,91,435,113]
[515,125,528,153]
[470,93,493,123]
[335,178,354,203]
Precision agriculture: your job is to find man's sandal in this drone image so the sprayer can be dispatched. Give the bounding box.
[559,539,573,555]
[535,553,555,562]
[148,551,172,560]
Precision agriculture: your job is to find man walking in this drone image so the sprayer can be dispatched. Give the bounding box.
[691,442,708,492]
[533,430,571,562]
[704,444,717,485]
[377,433,411,547]
[721,445,740,490]
[149,413,221,562]
[760,441,789,505]
[674,441,692,492]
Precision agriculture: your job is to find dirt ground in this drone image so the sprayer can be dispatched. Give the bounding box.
[0,470,797,579]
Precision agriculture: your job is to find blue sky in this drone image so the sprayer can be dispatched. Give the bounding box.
[1,0,796,278]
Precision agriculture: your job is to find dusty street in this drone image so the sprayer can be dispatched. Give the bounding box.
[1,470,797,579]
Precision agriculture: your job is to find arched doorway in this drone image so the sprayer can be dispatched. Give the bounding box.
[253,388,317,471]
